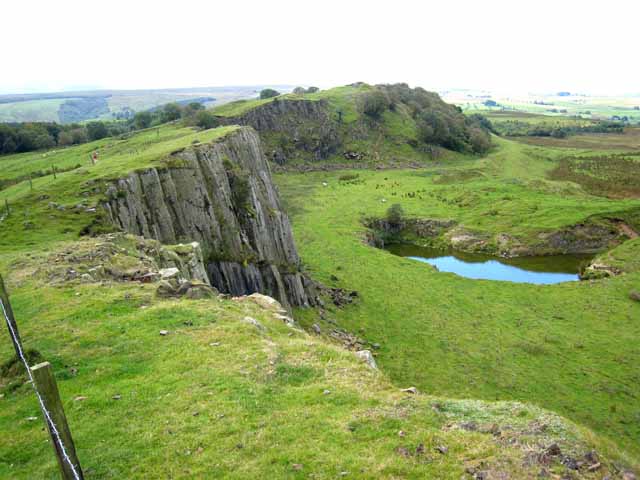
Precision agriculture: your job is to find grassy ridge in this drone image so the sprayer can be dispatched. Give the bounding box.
[0,124,238,258]
[0,240,634,478]
[212,85,369,119]
[275,137,640,457]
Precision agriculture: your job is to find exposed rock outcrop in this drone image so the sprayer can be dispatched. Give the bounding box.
[102,127,317,308]
[366,215,629,258]
[220,98,341,164]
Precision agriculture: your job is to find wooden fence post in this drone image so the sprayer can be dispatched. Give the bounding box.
[52,165,57,180]
[0,274,21,356]
[1,274,84,479]
[31,362,84,480]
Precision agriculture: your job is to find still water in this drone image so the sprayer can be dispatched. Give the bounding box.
[386,244,592,284]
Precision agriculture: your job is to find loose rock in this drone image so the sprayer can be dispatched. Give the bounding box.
[355,350,377,369]
[242,316,265,331]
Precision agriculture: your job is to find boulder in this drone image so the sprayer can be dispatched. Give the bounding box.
[247,293,284,312]
[242,316,265,331]
[355,350,377,369]
[159,267,180,280]
[185,283,218,299]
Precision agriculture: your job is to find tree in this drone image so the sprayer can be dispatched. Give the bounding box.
[361,91,388,119]
[133,111,153,130]
[184,102,204,114]
[34,133,55,150]
[70,128,88,144]
[2,137,17,154]
[86,121,109,141]
[57,131,74,146]
[468,127,491,153]
[195,110,219,129]
[259,88,280,99]
[162,103,182,122]
[293,87,306,95]
[306,86,319,93]
[386,204,404,227]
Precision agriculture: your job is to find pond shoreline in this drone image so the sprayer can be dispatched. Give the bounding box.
[385,243,594,284]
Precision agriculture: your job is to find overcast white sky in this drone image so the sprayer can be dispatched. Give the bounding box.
[2,0,639,95]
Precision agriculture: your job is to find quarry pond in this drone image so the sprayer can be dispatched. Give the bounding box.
[386,244,594,284]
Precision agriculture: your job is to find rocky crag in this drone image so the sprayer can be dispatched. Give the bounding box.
[219,97,341,165]
[102,127,317,308]
[217,83,493,166]
[231,98,340,164]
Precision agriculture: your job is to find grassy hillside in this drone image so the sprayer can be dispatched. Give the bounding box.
[0,124,238,258]
[213,84,491,167]
[0,102,638,478]
[0,99,69,123]
[275,137,640,459]
[0,237,632,478]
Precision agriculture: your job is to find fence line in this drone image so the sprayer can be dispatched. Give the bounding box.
[0,298,82,480]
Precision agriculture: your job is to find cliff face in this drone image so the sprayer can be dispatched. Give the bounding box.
[222,98,341,164]
[102,127,316,308]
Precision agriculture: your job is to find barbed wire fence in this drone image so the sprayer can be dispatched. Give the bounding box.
[1,274,83,480]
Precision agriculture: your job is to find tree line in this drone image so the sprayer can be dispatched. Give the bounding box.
[0,101,220,156]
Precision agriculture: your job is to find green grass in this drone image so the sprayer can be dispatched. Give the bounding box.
[212,97,286,117]
[212,85,368,120]
[1,109,639,476]
[275,137,640,458]
[0,242,633,478]
[0,123,238,260]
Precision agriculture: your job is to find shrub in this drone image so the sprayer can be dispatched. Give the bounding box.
[162,103,183,122]
[260,88,280,99]
[57,131,74,146]
[468,127,492,153]
[86,121,109,141]
[71,128,88,144]
[195,110,219,129]
[339,173,360,182]
[361,90,389,119]
[386,203,404,226]
[133,111,153,129]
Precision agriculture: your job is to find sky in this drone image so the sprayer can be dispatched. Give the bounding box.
[2,0,640,95]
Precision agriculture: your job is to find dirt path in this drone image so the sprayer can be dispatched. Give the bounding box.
[616,221,639,239]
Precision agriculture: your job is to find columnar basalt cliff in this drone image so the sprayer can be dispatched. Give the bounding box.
[102,127,317,307]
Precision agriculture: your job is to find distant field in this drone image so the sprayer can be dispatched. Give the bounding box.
[549,152,640,198]
[514,127,640,151]
[480,110,594,126]
[444,89,640,123]
[0,85,293,124]
[0,98,69,122]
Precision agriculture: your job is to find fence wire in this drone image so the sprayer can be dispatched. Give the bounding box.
[1,298,81,480]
